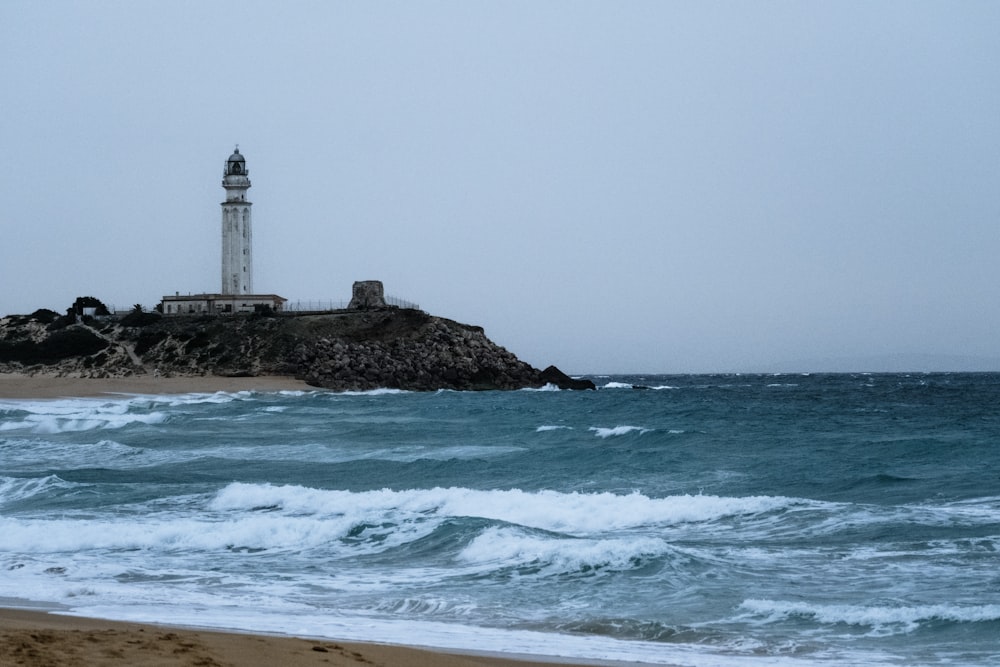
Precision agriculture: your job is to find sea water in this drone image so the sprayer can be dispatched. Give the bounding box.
[1,374,998,666]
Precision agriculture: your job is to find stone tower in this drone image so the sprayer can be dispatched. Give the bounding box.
[221,147,253,295]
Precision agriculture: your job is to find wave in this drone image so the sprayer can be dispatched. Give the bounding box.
[597,382,677,390]
[372,597,478,618]
[0,512,403,555]
[335,388,409,396]
[209,483,799,535]
[738,598,1000,634]
[520,383,561,392]
[799,499,1000,537]
[0,397,168,433]
[589,425,651,438]
[458,526,669,575]
[536,425,572,432]
[191,443,525,464]
[0,439,151,471]
[0,475,72,506]
[0,389,295,422]
[0,389,307,433]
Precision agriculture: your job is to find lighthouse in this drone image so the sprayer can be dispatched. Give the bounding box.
[221,147,253,295]
[159,147,285,316]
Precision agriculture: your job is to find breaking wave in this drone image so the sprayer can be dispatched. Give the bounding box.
[209,483,799,534]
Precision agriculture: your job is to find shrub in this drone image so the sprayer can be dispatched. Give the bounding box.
[120,310,162,328]
[71,296,111,317]
[0,327,108,364]
[39,328,109,360]
[30,309,60,324]
[134,330,169,355]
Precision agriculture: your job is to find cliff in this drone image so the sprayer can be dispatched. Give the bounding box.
[0,308,592,391]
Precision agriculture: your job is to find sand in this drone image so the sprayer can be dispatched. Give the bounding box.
[0,608,603,667]
[0,374,316,400]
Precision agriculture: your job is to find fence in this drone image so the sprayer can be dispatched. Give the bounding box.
[282,295,420,313]
[385,295,421,310]
[282,299,350,312]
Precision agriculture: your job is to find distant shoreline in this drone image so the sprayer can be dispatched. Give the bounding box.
[0,373,314,399]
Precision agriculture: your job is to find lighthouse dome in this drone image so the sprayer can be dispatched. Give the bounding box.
[225,147,247,176]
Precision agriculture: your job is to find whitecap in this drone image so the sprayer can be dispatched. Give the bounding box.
[208,483,800,535]
[0,510,433,556]
[589,425,650,438]
[536,425,572,432]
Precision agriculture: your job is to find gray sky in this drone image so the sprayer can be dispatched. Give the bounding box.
[2,2,998,373]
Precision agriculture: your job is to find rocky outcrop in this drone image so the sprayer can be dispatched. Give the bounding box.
[0,308,588,392]
[290,310,538,391]
[538,365,597,391]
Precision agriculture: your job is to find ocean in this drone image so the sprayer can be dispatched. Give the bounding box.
[1,373,998,666]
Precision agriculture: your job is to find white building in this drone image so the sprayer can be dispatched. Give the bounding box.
[160,292,286,316]
[161,147,286,316]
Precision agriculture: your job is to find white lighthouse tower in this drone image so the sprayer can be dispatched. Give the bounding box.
[159,147,285,316]
[221,147,253,295]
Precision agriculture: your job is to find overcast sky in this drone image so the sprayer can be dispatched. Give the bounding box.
[2,2,998,373]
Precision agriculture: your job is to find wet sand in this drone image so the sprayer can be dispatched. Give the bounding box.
[0,374,315,399]
[0,608,600,667]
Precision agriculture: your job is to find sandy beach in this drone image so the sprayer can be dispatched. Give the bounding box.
[0,374,316,400]
[0,608,598,667]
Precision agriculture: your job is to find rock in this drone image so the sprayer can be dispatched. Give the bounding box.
[538,365,596,390]
[1,308,596,392]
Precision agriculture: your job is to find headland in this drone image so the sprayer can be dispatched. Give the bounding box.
[0,306,594,395]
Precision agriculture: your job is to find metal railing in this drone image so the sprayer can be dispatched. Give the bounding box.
[385,295,420,310]
[282,295,420,313]
[282,299,350,312]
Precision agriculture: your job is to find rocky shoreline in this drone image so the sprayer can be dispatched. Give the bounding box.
[0,307,594,392]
